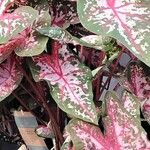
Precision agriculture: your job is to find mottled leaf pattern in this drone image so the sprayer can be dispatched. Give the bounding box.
[65,92,150,149]
[15,29,48,57]
[66,119,106,150]
[15,7,50,56]
[0,57,23,102]
[127,62,150,101]
[0,37,24,63]
[105,91,150,149]
[0,5,38,44]
[121,90,141,121]
[77,0,150,66]
[142,100,150,124]
[30,41,98,124]
[51,0,79,28]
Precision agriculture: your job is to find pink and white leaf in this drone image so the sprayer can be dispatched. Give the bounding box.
[30,41,98,124]
[127,62,150,101]
[77,0,150,66]
[105,91,150,149]
[0,5,38,44]
[0,56,23,102]
[0,37,24,63]
[66,119,107,150]
[121,90,141,121]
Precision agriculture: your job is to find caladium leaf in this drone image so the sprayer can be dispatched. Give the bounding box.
[66,119,106,150]
[142,99,150,124]
[104,91,150,149]
[80,35,112,50]
[0,37,24,63]
[0,56,23,102]
[0,5,38,44]
[77,0,150,67]
[15,6,50,57]
[37,27,108,49]
[61,135,73,150]
[126,62,150,101]
[30,41,98,124]
[121,90,141,121]
[15,29,48,57]
[50,0,79,28]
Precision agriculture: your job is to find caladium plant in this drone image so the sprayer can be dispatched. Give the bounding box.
[65,91,150,150]
[0,0,149,149]
[77,0,150,67]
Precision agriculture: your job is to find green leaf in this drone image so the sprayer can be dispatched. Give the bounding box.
[77,0,150,66]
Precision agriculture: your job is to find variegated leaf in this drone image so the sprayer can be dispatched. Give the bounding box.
[30,41,98,124]
[80,35,112,50]
[66,119,106,150]
[0,57,23,102]
[37,27,107,49]
[121,90,141,121]
[0,37,24,63]
[15,7,50,57]
[142,99,150,124]
[0,0,14,15]
[51,0,79,28]
[61,135,73,150]
[77,0,150,66]
[15,30,48,57]
[127,62,150,101]
[0,6,38,44]
[105,91,150,149]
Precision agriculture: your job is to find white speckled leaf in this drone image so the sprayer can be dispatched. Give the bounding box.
[66,119,106,150]
[0,57,23,102]
[0,5,38,44]
[30,41,98,124]
[105,91,150,149]
[127,62,150,101]
[15,8,50,57]
[15,30,48,57]
[77,0,150,66]
[122,90,141,121]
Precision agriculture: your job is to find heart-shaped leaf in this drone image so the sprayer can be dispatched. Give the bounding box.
[0,5,38,44]
[30,41,98,124]
[77,0,150,66]
[0,56,23,102]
